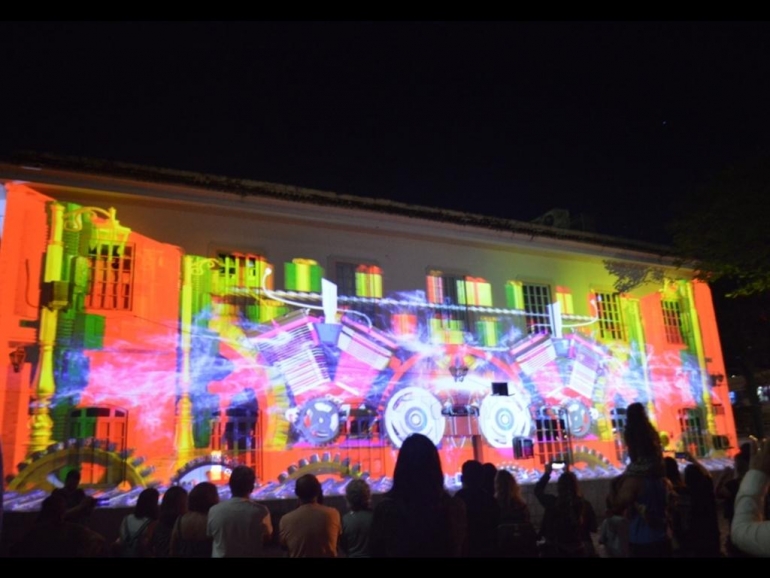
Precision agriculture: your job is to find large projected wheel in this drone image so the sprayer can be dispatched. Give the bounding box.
[564,400,592,438]
[295,397,341,445]
[278,453,368,483]
[172,456,243,486]
[8,438,154,492]
[479,394,533,448]
[571,445,614,469]
[384,387,446,448]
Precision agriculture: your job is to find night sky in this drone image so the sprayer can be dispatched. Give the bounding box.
[2,21,769,245]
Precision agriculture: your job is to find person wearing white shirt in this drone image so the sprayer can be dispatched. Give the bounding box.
[731,436,770,557]
[207,466,273,557]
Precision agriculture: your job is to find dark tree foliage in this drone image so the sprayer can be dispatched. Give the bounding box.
[670,153,770,437]
[669,154,770,297]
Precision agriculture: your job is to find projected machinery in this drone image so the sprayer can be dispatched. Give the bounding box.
[0,182,737,495]
[384,386,445,448]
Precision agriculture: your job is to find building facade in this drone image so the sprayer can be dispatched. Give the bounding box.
[0,156,737,492]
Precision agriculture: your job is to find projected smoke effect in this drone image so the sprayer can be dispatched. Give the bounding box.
[0,183,734,493]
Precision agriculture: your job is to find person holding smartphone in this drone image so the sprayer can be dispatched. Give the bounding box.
[534,461,597,557]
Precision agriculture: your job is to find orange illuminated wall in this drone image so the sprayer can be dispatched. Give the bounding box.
[0,183,52,474]
[0,178,737,492]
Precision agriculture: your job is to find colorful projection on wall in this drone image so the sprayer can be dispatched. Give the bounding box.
[0,183,735,493]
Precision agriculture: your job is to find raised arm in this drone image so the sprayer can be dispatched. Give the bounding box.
[534,464,553,507]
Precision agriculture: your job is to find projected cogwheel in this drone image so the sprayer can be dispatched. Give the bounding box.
[9,438,155,492]
[172,456,243,486]
[277,452,368,483]
[571,445,613,468]
[295,397,341,445]
[564,399,592,438]
[384,387,445,448]
[479,394,533,448]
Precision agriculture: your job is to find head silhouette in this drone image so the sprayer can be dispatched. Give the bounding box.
[494,469,523,508]
[295,474,322,504]
[390,433,445,506]
[159,485,188,524]
[228,466,256,498]
[64,468,81,491]
[345,478,372,511]
[461,460,484,490]
[482,463,497,495]
[624,402,662,464]
[557,470,580,500]
[664,457,683,487]
[188,482,219,514]
[135,487,160,520]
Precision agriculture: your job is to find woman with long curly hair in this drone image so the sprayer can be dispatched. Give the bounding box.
[623,402,665,477]
[494,470,529,522]
[609,402,674,557]
[494,469,537,557]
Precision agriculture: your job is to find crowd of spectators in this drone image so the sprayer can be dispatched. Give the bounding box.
[6,405,770,557]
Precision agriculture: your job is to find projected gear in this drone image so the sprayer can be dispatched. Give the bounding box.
[496,463,531,478]
[564,400,592,438]
[571,445,613,469]
[277,452,367,483]
[479,394,533,448]
[8,438,155,493]
[295,397,341,445]
[384,387,445,448]
[172,456,243,486]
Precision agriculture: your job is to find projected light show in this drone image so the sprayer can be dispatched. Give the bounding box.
[0,180,736,499]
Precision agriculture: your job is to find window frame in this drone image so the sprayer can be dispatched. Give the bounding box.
[329,257,383,298]
[85,241,135,311]
[594,291,627,341]
[661,298,685,345]
[521,282,554,336]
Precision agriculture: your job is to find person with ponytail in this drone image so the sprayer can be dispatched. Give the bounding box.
[609,402,675,557]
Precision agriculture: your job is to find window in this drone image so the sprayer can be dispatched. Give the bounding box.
[523,283,553,335]
[216,252,281,322]
[534,408,571,466]
[335,262,383,298]
[661,299,685,345]
[610,407,628,464]
[678,407,708,457]
[595,292,626,341]
[86,242,134,310]
[218,253,269,290]
[426,271,468,343]
[427,272,492,306]
[336,262,357,296]
[426,270,464,305]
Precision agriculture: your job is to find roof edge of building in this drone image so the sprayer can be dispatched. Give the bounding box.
[3,150,674,257]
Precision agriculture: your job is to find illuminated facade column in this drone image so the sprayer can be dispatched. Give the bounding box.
[29,203,65,453]
[681,281,717,435]
[174,255,196,468]
[622,297,656,426]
